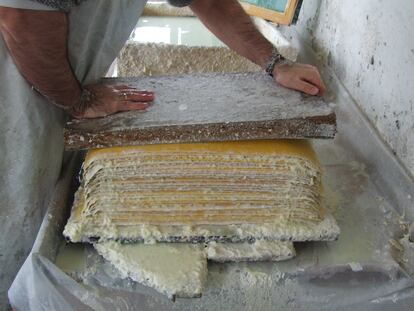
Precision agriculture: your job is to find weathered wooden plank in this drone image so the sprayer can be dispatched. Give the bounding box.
[64,72,336,150]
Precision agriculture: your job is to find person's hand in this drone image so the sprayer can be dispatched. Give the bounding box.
[71,84,154,119]
[273,63,326,96]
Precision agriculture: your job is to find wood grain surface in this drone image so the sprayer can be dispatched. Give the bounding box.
[64,72,336,150]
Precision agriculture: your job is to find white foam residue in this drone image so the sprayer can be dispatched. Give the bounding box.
[348,262,363,272]
[94,241,207,299]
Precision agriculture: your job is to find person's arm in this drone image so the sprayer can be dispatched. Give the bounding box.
[0,7,154,119]
[190,0,326,95]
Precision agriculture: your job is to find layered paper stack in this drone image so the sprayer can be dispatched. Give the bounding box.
[64,139,339,298]
[64,140,339,243]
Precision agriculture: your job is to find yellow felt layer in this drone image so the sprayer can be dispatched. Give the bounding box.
[85,139,319,166]
[65,140,336,241]
[63,138,331,243]
[77,139,322,226]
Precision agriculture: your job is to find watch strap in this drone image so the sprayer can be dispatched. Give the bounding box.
[265,48,286,77]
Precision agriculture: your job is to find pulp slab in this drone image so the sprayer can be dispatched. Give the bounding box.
[94,242,207,299]
[64,72,336,150]
[91,240,295,299]
[63,139,339,244]
[206,240,296,262]
[66,189,339,243]
[142,3,194,17]
[118,42,261,77]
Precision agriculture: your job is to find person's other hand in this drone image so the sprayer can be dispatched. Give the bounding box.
[72,84,154,119]
[273,63,326,96]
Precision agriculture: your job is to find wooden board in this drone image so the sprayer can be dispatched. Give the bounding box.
[64,72,336,150]
[240,0,303,25]
[242,0,289,13]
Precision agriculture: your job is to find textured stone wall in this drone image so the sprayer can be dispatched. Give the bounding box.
[285,0,414,177]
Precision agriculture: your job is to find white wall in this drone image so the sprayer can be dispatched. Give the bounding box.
[286,0,414,177]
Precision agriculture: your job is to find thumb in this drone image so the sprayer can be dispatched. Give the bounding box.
[296,80,319,95]
[116,101,151,112]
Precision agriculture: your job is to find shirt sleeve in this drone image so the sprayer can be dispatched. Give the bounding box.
[0,0,57,10]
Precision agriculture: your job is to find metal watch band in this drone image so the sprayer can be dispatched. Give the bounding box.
[28,0,84,11]
[265,47,286,77]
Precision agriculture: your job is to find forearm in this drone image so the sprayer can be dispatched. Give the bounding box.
[190,0,273,69]
[190,0,326,95]
[0,7,81,108]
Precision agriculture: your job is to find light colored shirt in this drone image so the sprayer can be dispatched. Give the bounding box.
[1,1,147,310]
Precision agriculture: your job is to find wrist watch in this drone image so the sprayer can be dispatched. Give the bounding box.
[265,47,293,77]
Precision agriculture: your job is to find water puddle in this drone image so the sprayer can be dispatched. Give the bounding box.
[130,16,225,47]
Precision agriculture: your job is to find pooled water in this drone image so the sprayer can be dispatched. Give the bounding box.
[131,16,225,47]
